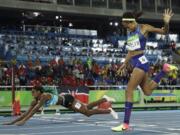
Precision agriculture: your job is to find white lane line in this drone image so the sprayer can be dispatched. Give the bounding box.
[0,124,96,131]
[136,128,177,134]
[0,134,27,135]
[26,129,109,135]
[167,128,180,131]
[31,118,68,123]
[131,124,157,127]
[33,117,178,131]
[95,121,119,124]
[132,114,180,118]
[72,121,112,128]
[132,110,180,114]
[32,117,73,122]
[133,122,179,127]
[34,116,73,120]
[32,117,115,128]
[132,117,180,121]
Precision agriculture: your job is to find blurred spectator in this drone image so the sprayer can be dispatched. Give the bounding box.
[0,25,179,87]
[18,63,27,85]
[170,41,176,51]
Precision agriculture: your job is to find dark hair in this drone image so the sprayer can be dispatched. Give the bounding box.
[122,11,143,20]
[33,86,43,93]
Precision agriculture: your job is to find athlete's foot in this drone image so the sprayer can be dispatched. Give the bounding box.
[103,95,116,102]
[109,108,118,119]
[111,123,130,132]
[163,63,178,73]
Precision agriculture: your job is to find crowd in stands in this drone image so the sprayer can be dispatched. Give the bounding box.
[0,25,179,87]
[0,56,179,87]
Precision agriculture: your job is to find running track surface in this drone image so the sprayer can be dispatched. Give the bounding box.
[0,110,180,135]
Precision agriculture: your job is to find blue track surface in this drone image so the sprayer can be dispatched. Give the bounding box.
[0,110,180,135]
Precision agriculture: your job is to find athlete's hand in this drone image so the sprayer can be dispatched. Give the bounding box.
[163,9,174,24]
[2,121,14,125]
[117,63,126,75]
[15,120,26,126]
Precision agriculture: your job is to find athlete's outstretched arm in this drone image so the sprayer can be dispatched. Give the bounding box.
[145,9,174,34]
[15,96,47,126]
[3,100,37,125]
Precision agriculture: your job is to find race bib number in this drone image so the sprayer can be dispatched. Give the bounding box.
[138,56,148,64]
[75,102,81,109]
[127,34,141,51]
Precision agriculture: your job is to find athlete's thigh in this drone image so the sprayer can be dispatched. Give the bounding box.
[139,72,149,90]
[139,72,158,95]
[127,68,146,90]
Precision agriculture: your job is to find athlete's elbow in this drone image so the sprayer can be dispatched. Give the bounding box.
[143,91,152,96]
[31,108,38,114]
[163,30,168,35]
[161,27,168,35]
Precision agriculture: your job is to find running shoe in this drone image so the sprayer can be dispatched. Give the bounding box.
[109,108,118,119]
[111,123,130,132]
[163,63,178,73]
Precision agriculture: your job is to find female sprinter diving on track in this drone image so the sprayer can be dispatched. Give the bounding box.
[3,86,118,126]
[112,9,178,132]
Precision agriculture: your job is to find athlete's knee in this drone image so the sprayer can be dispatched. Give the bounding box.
[83,110,92,117]
[84,112,91,117]
[143,88,152,96]
[144,92,152,96]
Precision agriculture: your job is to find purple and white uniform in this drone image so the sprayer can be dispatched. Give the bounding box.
[126,25,149,72]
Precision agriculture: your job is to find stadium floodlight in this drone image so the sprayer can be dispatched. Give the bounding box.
[33,12,40,17]
[115,22,119,26]
[109,22,113,26]
[56,16,59,19]
[69,23,73,27]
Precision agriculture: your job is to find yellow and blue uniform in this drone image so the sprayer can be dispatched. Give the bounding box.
[44,94,75,108]
[44,94,58,107]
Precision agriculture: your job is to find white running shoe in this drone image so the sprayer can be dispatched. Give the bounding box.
[109,108,118,119]
[103,95,116,102]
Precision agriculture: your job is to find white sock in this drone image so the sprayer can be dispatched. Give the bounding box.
[109,108,118,119]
